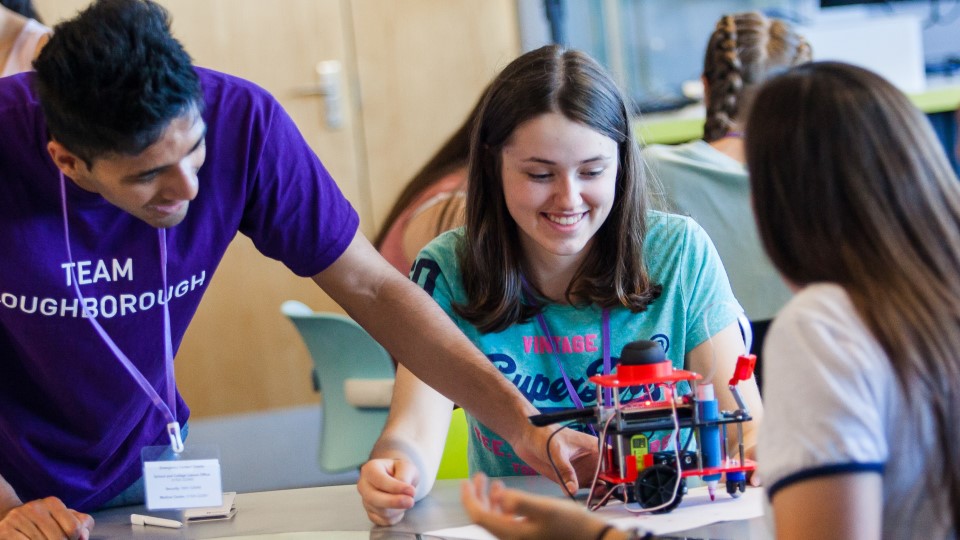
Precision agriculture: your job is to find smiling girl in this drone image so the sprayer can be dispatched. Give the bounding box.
[357,45,762,526]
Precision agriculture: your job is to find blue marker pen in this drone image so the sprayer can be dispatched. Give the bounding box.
[697,384,722,500]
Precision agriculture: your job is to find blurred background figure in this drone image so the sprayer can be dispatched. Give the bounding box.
[374,96,483,274]
[0,0,50,77]
[643,12,811,389]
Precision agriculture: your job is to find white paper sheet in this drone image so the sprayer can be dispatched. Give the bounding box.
[212,533,369,540]
[423,525,499,540]
[426,486,764,539]
[600,485,764,535]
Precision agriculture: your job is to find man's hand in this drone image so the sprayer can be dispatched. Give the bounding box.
[0,497,94,540]
[512,426,598,495]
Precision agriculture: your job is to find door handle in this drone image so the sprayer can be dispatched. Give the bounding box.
[296,60,343,130]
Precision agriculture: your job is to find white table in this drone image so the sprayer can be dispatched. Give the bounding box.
[90,476,771,539]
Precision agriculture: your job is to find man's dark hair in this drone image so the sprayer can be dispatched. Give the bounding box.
[33,0,202,166]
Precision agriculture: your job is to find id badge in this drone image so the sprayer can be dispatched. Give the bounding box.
[142,444,223,510]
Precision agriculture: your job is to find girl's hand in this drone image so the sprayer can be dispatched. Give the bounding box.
[357,458,419,526]
[461,473,618,540]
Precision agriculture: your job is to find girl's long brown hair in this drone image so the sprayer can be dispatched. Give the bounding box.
[747,61,960,526]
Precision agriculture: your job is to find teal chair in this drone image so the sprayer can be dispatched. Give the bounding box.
[281,301,395,473]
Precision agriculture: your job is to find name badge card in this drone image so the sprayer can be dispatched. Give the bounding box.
[142,445,223,510]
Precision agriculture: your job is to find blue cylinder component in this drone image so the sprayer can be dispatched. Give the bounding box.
[697,386,722,481]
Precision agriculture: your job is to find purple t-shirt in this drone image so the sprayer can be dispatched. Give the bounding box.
[0,68,359,510]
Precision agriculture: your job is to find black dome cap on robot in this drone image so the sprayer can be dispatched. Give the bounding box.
[620,340,666,366]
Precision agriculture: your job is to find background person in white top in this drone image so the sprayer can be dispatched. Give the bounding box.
[460,61,959,540]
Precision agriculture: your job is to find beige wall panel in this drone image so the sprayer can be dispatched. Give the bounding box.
[350,0,520,230]
[32,0,84,21]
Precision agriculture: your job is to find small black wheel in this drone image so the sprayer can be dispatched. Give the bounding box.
[726,478,747,498]
[633,464,685,513]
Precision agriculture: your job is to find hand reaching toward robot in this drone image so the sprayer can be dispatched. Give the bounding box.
[461,473,622,540]
[512,426,599,496]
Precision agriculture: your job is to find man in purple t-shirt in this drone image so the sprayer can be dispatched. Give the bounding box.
[0,1,597,538]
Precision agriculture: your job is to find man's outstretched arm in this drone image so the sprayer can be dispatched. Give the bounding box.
[312,231,598,491]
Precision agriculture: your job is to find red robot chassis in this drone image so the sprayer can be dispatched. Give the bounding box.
[531,340,757,513]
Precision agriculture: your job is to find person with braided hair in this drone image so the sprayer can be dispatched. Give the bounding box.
[643,12,811,388]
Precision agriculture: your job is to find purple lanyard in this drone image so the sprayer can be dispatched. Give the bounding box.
[533,308,612,409]
[59,173,183,453]
[521,276,612,408]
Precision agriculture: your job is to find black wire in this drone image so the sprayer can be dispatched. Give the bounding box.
[545,422,579,501]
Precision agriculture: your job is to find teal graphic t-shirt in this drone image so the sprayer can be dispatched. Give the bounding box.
[410,211,742,477]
